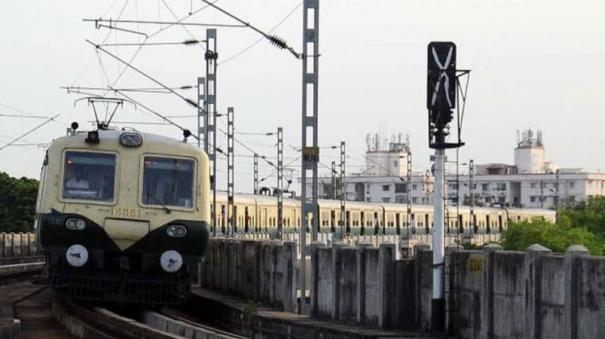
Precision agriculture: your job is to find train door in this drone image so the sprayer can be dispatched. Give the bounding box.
[425,214,430,234]
[263,208,268,232]
[486,215,491,233]
[473,214,478,234]
[498,215,503,232]
[396,213,401,235]
[346,211,351,235]
[330,210,336,233]
[244,207,250,233]
[374,212,379,235]
[458,214,463,232]
[233,206,238,233]
[360,211,365,235]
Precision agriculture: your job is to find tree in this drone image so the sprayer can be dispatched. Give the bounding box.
[501,218,604,255]
[558,196,605,238]
[0,172,39,233]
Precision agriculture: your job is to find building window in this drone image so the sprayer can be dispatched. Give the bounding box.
[472,183,477,189]
[366,198,371,202]
[482,183,489,191]
[569,182,575,189]
[382,185,390,191]
[496,183,507,191]
[530,196,536,203]
[393,161,398,167]
[412,197,418,203]
[382,197,390,203]
[530,182,536,188]
[395,183,406,193]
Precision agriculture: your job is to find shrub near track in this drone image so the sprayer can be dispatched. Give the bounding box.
[0,171,38,233]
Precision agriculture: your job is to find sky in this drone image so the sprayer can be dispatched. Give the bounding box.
[0,0,604,194]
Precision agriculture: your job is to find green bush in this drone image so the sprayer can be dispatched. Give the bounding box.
[502,199,605,255]
[0,172,39,233]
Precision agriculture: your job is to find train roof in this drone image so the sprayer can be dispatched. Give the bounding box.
[48,129,205,156]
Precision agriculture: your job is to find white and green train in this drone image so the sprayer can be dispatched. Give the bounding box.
[35,128,210,304]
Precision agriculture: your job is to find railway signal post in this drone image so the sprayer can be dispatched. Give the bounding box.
[426,41,467,332]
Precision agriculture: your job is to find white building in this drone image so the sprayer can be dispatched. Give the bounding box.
[309,129,605,209]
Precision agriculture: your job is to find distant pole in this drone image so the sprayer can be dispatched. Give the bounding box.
[331,161,336,199]
[205,28,218,235]
[277,127,284,238]
[540,180,545,208]
[407,151,412,235]
[555,169,560,210]
[469,159,475,233]
[227,107,235,234]
[253,153,259,194]
[339,141,346,238]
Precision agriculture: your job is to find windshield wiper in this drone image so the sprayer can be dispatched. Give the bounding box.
[147,194,172,214]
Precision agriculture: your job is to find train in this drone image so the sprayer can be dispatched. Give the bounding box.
[35,128,210,304]
[209,192,556,237]
[34,126,555,305]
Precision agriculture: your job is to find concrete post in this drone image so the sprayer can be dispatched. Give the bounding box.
[355,243,373,323]
[279,241,297,312]
[482,243,502,339]
[311,242,330,317]
[524,244,552,339]
[378,243,396,328]
[564,245,589,339]
[414,244,431,330]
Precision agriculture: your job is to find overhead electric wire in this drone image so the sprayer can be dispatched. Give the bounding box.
[200,0,301,59]
[70,0,130,86]
[97,40,203,47]
[88,40,200,109]
[108,87,198,140]
[220,1,303,65]
[0,113,52,119]
[0,114,60,152]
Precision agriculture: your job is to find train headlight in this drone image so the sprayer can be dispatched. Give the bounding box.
[119,132,143,147]
[166,224,187,238]
[65,244,89,267]
[160,250,183,273]
[65,218,86,230]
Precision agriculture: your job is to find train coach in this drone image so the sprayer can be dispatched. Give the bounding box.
[35,127,210,304]
[211,191,556,237]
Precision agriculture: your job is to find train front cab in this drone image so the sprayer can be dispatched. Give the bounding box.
[37,131,210,304]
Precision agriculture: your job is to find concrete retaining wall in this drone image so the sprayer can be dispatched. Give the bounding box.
[201,239,297,312]
[0,233,36,257]
[202,238,605,337]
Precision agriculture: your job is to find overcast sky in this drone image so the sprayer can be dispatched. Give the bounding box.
[1,0,604,193]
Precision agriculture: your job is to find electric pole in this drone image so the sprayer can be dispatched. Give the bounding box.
[205,28,218,235]
[227,107,234,234]
[277,127,284,238]
[339,141,346,239]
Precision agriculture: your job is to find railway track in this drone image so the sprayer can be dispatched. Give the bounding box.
[1,257,241,338]
[0,256,46,285]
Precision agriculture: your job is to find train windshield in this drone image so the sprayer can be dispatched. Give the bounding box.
[142,156,195,208]
[62,151,116,202]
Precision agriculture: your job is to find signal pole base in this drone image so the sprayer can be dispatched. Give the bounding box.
[431,298,445,333]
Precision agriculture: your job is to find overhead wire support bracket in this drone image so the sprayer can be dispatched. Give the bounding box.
[84,18,246,28]
[200,0,301,59]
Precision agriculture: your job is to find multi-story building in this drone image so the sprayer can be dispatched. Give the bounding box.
[309,129,605,209]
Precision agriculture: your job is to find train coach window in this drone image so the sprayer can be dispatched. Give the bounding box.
[142,157,195,208]
[62,151,116,202]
